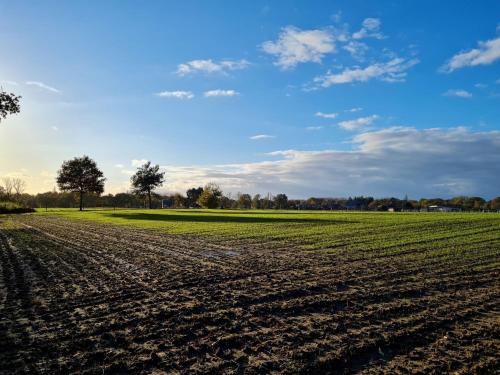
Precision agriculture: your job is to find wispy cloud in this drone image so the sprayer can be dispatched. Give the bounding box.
[440,36,500,73]
[156,90,194,99]
[114,164,124,169]
[443,89,472,98]
[306,126,323,131]
[26,81,61,93]
[338,115,379,130]
[262,26,335,69]
[249,134,275,140]
[314,57,419,88]
[345,107,363,112]
[343,41,369,60]
[204,89,239,97]
[176,59,249,76]
[315,111,338,119]
[352,18,385,40]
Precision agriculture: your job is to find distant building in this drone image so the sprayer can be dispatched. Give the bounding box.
[161,199,172,209]
[426,205,460,212]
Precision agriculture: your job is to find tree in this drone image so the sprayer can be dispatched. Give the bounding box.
[251,194,261,209]
[1,177,13,200]
[186,187,203,208]
[237,193,252,209]
[490,197,500,211]
[274,193,288,209]
[56,155,106,211]
[197,182,222,209]
[0,90,21,123]
[130,161,165,209]
[173,193,186,208]
[12,178,26,201]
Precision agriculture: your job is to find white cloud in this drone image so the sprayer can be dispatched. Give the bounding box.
[352,18,385,40]
[204,89,239,97]
[443,89,472,98]
[315,111,338,119]
[176,59,249,76]
[441,36,500,72]
[338,115,379,130]
[314,57,419,87]
[25,81,60,93]
[306,126,323,130]
[474,83,487,89]
[51,126,58,131]
[343,41,369,60]
[262,26,335,69]
[158,127,500,199]
[346,107,363,112]
[156,90,194,99]
[249,134,275,140]
[131,159,148,167]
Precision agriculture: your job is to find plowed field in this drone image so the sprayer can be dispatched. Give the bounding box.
[0,211,498,374]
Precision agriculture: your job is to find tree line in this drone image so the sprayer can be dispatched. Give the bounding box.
[3,187,499,212]
[1,155,498,211]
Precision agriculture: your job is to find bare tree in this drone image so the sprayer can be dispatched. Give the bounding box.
[12,178,26,198]
[1,177,13,200]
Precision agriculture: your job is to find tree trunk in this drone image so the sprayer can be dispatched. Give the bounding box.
[148,190,152,209]
[79,191,83,211]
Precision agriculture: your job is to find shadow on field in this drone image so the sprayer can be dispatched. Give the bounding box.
[104,212,357,224]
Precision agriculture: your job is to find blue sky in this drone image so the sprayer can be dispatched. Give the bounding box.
[1,1,499,198]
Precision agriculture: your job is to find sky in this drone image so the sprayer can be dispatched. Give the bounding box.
[0,0,499,199]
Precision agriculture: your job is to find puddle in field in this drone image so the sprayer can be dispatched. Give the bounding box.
[224,250,240,257]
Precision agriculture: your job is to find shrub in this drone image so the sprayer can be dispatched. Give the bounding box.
[0,201,35,214]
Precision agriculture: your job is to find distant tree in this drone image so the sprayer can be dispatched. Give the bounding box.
[56,155,106,211]
[1,177,13,200]
[12,178,26,200]
[261,194,273,209]
[130,161,165,209]
[0,90,21,123]
[186,187,203,208]
[251,194,261,209]
[274,193,288,209]
[220,195,234,209]
[37,190,58,211]
[469,197,486,211]
[173,193,186,208]
[198,183,222,209]
[490,197,500,211]
[237,193,252,209]
[112,192,141,208]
